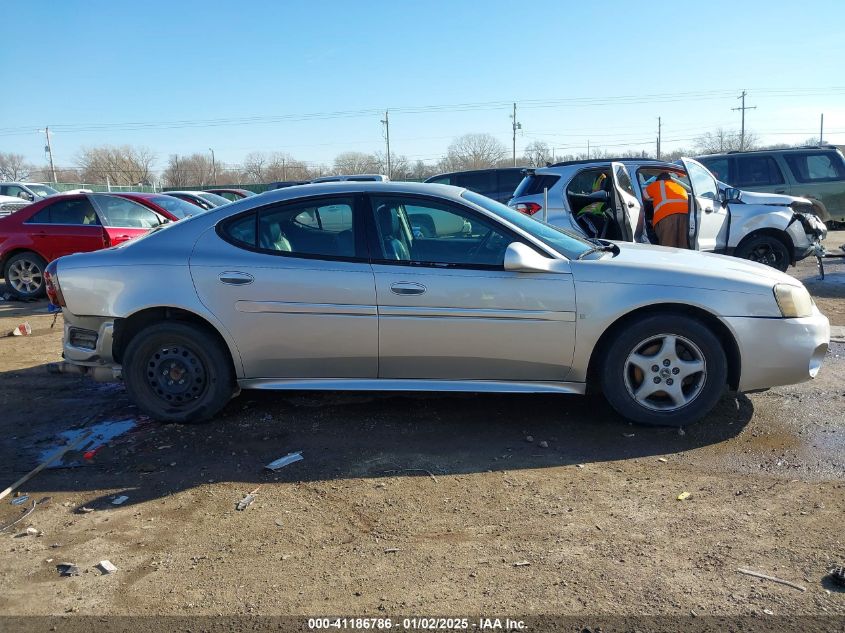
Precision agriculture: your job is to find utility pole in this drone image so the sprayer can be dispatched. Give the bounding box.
[43,127,57,183]
[731,90,756,150]
[510,103,521,166]
[587,140,590,160]
[820,113,824,145]
[209,148,216,185]
[380,110,391,178]
[282,157,287,181]
[656,116,662,160]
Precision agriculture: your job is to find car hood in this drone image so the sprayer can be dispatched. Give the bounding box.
[572,241,799,293]
[737,189,811,207]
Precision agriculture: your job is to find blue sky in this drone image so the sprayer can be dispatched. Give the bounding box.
[2,0,844,173]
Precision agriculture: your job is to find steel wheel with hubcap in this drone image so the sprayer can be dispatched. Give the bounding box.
[4,252,47,299]
[601,314,727,426]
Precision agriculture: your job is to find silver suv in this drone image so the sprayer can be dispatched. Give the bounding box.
[508,158,826,272]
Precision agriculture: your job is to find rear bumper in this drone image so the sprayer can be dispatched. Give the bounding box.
[61,311,120,375]
[724,310,830,392]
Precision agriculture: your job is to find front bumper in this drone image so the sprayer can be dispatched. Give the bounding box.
[724,309,830,392]
[790,213,828,261]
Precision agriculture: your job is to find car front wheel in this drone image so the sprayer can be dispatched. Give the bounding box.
[734,234,790,272]
[4,252,47,299]
[123,322,235,423]
[600,314,727,426]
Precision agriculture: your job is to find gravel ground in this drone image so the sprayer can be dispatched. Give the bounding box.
[0,235,843,629]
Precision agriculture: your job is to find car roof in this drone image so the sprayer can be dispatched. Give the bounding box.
[222,181,465,207]
[699,145,841,158]
[425,167,526,181]
[547,157,669,168]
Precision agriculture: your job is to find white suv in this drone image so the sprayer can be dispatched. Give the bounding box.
[508,158,826,272]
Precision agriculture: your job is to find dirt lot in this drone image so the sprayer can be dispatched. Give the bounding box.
[0,234,844,629]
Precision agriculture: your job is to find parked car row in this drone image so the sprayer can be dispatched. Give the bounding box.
[0,188,237,299]
[47,181,829,428]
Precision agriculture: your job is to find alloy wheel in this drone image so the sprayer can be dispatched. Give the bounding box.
[623,333,707,412]
[7,258,44,295]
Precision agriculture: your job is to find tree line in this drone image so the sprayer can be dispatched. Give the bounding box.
[0,128,827,187]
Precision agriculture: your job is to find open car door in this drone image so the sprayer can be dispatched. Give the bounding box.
[609,162,640,242]
[680,158,728,252]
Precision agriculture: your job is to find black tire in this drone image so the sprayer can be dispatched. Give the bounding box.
[123,322,235,423]
[3,252,47,299]
[734,234,790,272]
[600,314,727,426]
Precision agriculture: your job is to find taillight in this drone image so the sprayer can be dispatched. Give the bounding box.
[513,202,542,216]
[44,260,66,307]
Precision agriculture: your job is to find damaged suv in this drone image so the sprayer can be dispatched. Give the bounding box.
[509,158,827,272]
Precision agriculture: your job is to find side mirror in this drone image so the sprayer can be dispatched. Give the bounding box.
[724,187,741,203]
[504,242,555,273]
[19,192,34,201]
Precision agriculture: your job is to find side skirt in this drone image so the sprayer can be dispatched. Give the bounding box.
[238,378,587,395]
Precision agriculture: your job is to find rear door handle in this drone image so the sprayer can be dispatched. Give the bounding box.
[704,207,714,214]
[390,282,426,296]
[775,189,786,194]
[219,271,254,286]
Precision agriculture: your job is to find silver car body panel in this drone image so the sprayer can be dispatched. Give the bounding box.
[54,181,829,399]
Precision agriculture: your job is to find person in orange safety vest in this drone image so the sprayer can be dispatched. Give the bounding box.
[644,172,689,248]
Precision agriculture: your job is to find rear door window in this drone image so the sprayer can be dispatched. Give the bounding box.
[735,155,784,187]
[25,198,99,225]
[784,152,845,183]
[220,197,359,259]
[513,174,561,197]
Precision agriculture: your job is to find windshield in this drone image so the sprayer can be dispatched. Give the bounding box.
[462,190,594,259]
[147,194,202,219]
[28,184,59,197]
[197,192,232,206]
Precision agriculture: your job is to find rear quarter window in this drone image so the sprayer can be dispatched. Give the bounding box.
[784,152,845,183]
[513,174,560,197]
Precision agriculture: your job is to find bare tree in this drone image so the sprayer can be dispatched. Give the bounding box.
[332,151,379,175]
[441,133,507,171]
[694,128,758,154]
[0,153,34,181]
[522,141,552,167]
[242,151,314,183]
[162,153,216,187]
[408,160,440,181]
[76,145,156,185]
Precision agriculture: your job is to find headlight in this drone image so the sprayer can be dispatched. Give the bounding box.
[773,284,813,318]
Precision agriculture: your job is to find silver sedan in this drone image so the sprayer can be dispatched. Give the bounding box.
[46,182,830,426]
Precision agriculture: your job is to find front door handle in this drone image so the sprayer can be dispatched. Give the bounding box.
[390,282,426,296]
[775,189,786,194]
[219,271,254,286]
[704,207,714,214]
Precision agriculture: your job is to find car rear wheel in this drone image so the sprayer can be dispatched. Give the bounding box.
[123,322,235,423]
[600,314,727,426]
[4,252,47,299]
[734,234,790,272]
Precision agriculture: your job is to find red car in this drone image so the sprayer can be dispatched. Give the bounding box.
[0,193,168,299]
[112,192,203,221]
